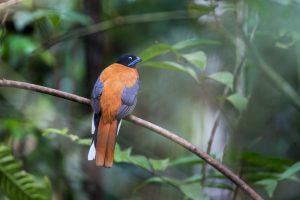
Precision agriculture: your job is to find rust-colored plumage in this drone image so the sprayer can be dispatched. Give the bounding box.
[89,54,141,167]
[99,64,138,123]
[95,63,138,167]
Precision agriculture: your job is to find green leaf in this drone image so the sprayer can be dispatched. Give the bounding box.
[142,61,186,71]
[183,175,202,183]
[244,172,280,183]
[43,128,69,136]
[188,3,217,16]
[139,43,174,61]
[48,14,61,27]
[242,152,294,171]
[114,143,132,163]
[42,128,81,142]
[39,51,56,66]
[227,93,248,112]
[174,38,221,50]
[182,51,207,69]
[180,183,209,200]
[208,71,234,90]
[205,181,233,190]
[77,139,91,146]
[185,67,200,83]
[142,61,199,82]
[0,144,51,200]
[114,145,170,172]
[60,11,92,25]
[255,179,278,198]
[129,155,151,171]
[169,155,203,166]
[279,161,300,180]
[13,10,92,30]
[7,35,37,55]
[149,158,169,171]
[134,176,181,193]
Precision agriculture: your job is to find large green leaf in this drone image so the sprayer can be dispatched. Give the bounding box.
[13,10,91,30]
[139,43,174,61]
[255,179,278,198]
[173,38,221,50]
[129,155,152,171]
[208,71,234,90]
[6,35,37,55]
[180,183,209,200]
[142,61,186,71]
[142,61,199,82]
[114,144,170,172]
[149,158,169,171]
[227,93,248,112]
[182,51,207,69]
[114,143,132,162]
[169,155,203,166]
[279,161,300,180]
[244,172,281,183]
[0,144,51,200]
[241,152,294,172]
[134,176,181,193]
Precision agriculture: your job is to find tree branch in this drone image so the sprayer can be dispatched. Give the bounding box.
[0,79,263,200]
[38,10,199,51]
[0,0,22,11]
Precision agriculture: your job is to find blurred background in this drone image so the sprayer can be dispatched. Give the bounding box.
[1,0,300,199]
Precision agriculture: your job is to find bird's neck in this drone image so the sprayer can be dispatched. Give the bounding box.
[133,68,139,78]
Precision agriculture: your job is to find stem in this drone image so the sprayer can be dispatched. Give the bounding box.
[240,29,300,109]
[201,42,247,186]
[39,11,199,50]
[0,0,22,10]
[201,0,249,186]
[232,165,243,200]
[0,79,263,200]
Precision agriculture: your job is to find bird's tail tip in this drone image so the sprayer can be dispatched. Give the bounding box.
[87,141,96,161]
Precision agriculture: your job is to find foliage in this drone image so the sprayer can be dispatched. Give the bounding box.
[0,144,51,200]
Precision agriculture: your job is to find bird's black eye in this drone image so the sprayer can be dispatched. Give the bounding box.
[128,57,133,60]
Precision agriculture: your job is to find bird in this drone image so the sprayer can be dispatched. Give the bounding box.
[88,54,141,167]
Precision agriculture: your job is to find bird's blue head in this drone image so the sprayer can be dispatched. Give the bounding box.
[116,54,142,68]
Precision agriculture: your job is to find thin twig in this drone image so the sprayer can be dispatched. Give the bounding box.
[239,28,300,110]
[232,165,243,200]
[1,9,9,24]
[201,0,248,185]
[0,79,263,200]
[37,10,199,51]
[0,0,22,11]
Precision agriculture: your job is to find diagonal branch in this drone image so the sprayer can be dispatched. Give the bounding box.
[0,79,263,200]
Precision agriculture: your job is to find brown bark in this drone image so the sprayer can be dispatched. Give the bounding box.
[0,79,264,200]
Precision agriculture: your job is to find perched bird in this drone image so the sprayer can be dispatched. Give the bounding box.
[88,54,141,167]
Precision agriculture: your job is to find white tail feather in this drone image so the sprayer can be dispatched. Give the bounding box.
[117,120,122,135]
[88,141,96,160]
[91,114,95,134]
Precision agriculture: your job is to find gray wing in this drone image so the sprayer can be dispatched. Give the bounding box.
[116,79,139,120]
[91,77,103,114]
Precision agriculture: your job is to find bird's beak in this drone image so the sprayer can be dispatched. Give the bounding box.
[135,57,142,64]
[129,57,142,67]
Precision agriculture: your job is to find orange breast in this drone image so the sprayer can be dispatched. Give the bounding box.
[99,63,138,123]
